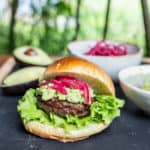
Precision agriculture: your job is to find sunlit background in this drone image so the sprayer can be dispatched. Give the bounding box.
[0,0,149,55]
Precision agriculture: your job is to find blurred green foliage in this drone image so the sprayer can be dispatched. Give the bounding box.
[0,0,149,55]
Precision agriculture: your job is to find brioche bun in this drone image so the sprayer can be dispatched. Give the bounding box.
[24,121,109,142]
[24,57,115,142]
[44,57,115,96]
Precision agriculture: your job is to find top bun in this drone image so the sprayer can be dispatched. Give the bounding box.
[44,57,115,96]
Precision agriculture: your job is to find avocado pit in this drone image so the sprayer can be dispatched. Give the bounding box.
[24,48,38,56]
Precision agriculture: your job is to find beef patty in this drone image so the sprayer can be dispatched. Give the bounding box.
[37,97,90,117]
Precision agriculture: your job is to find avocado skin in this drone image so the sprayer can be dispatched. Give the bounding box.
[15,58,49,67]
[1,80,38,95]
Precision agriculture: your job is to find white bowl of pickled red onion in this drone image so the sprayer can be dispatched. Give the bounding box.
[67,40,143,81]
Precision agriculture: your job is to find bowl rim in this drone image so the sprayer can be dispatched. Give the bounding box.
[67,40,143,58]
[118,64,150,94]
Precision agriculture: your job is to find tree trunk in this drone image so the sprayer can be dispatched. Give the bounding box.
[8,0,18,52]
[141,0,150,56]
[59,17,69,53]
[103,0,111,39]
[72,0,81,40]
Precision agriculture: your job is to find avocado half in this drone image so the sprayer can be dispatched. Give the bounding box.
[1,67,46,95]
[13,46,53,67]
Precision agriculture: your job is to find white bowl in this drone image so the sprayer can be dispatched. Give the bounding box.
[119,65,150,114]
[67,40,143,81]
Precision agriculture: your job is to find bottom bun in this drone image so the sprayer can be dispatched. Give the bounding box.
[24,121,109,142]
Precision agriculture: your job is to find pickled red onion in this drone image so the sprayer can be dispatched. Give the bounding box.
[85,40,127,56]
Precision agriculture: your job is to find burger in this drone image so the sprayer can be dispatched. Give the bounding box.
[18,57,124,142]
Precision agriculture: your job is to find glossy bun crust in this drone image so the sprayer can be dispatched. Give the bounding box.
[44,57,115,96]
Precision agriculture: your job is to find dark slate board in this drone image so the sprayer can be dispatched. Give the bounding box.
[0,84,150,150]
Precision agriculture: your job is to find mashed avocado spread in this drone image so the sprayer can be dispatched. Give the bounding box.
[36,86,95,103]
[143,80,150,91]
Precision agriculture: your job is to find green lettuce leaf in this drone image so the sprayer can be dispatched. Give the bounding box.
[91,95,125,124]
[18,89,50,124]
[17,89,124,131]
